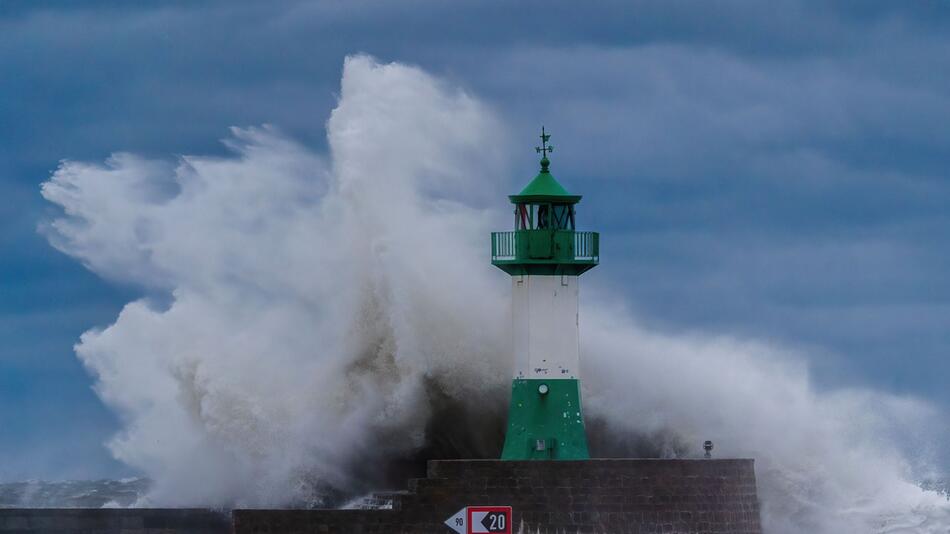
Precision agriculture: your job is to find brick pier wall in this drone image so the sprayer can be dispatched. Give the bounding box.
[0,508,230,534]
[235,459,762,534]
[0,459,761,533]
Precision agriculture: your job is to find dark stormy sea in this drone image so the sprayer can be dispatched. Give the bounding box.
[0,479,149,508]
[1,477,947,510]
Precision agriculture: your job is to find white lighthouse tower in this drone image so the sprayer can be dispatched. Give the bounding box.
[490,128,599,460]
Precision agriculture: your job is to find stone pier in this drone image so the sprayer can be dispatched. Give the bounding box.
[0,459,762,533]
[236,459,762,534]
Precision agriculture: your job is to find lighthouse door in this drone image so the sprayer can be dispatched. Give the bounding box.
[527,230,553,258]
[527,204,554,259]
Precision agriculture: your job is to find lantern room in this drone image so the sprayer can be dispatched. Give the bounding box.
[490,129,598,276]
[510,171,580,231]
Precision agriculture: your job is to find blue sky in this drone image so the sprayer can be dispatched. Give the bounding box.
[1,1,948,480]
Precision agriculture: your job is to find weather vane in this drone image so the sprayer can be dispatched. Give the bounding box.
[535,126,553,160]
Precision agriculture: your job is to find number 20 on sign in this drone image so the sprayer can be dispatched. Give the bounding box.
[444,506,512,534]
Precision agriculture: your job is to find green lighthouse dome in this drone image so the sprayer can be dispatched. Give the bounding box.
[508,159,581,204]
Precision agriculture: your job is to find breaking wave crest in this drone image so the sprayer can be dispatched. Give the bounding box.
[41,55,949,533]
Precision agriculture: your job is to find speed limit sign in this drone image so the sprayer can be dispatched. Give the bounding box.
[444,506,512,534]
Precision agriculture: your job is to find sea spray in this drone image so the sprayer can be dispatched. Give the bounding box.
[41,55,949,533]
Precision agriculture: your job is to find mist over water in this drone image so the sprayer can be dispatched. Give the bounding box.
[41,56,948,533]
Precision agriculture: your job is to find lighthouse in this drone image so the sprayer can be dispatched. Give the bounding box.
[491,128,599,460]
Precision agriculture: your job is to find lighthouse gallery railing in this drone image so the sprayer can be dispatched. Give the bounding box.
[491,231,599,263]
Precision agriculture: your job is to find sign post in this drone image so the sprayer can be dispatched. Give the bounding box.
[444,506,512,534]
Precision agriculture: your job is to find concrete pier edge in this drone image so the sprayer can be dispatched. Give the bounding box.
[2,459,763,534]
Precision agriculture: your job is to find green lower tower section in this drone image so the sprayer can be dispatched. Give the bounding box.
[500,378,590,460]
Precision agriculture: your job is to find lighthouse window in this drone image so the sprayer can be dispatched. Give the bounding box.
[537,204,550,229]
[515,203,570,230]
[551,204,573,230]
[516,204,531,230]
